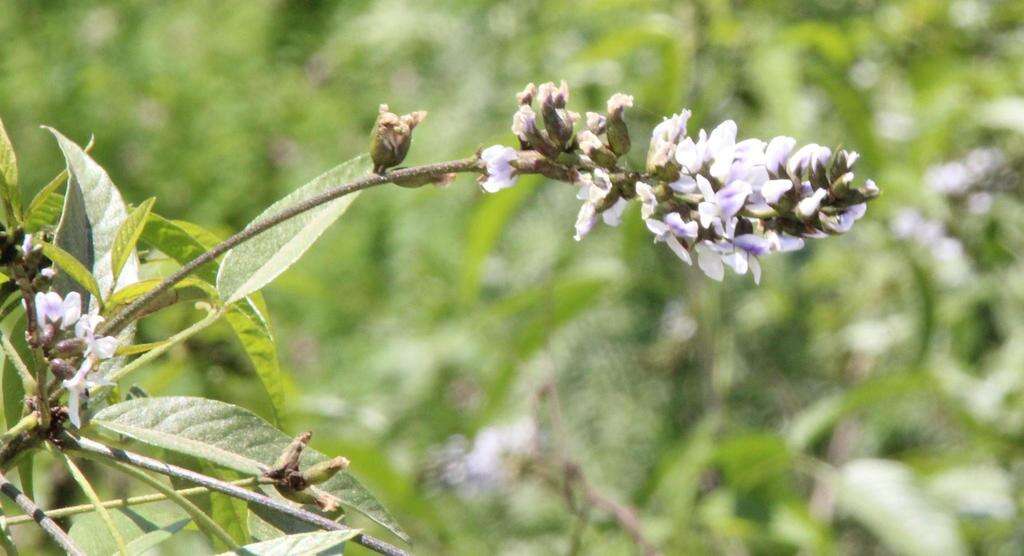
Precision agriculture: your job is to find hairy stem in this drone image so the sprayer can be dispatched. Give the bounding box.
[3,477,268,526]
[100,157,483,336]
[64,435,409,556]
[0,469,84,556]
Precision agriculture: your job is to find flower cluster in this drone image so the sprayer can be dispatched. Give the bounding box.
[477,81,880,284]
[21,236,119,428]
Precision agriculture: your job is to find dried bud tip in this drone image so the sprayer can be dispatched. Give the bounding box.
[401,110,427,130]
[606,93,634,117]
[516,83,537,105]
[586,112,607,135]
[270,431,312,475]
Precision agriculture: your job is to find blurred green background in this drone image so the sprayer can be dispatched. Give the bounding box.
[2,0,1024,554]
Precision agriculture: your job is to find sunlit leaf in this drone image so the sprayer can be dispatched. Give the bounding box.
[47,127,138,305]
[140,213,219,283]
[41,243,104,303]
[216,530,356,556]
[0,116,20,225]
[216,155,370,304]
[69,501,188,556]
[225,297,290,425]
[111,197,156,282]
[91,397,408,541]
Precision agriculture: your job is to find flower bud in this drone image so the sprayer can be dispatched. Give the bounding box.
[605,93,633,157]
[369,104,427,174]
[269,431,311,477]
[53,338,85,356]
[516,83,537,106]
[49,358,77,380]
[538,81,575,148]
[586,112,607,135]
[301,456,350,485]
[577,131,618,169]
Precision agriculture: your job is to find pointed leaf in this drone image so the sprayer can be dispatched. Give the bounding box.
[91,397,408,541]
[47,127,139,306]
[0,116,20,224]
[111,197,155,282]
[217,155,370,304]
[217,530,356,556]
[41,243,103,303]
[225,298,290,425]
[69,501,188,556]
[140,213,218,283]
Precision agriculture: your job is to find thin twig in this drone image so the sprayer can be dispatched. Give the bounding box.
[64,435,409,556]
[100,157,483,336]
[3,477,268,526]
[533,381,662,556]
[0,468,84,555]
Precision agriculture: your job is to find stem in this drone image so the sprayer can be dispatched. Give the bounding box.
[0,469,84,556]
[87,457,241,551]
[3,477,267,526]
[100,157,483,336]
[65,435,409,556]
[0,413,38,444]
[57,452,128,556]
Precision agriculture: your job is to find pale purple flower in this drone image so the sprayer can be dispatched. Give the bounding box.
[574,203,598,242]
[787,143,831,179]
[650,111,691,149]
[796,188,828,219]
[761,179,794,204]
[725,234,775,284]
[480,145,518,193]
[635,181,658,220]
[75,314,118,360]
[645,215,694,266]
[34,291,81,331]
[40,267,57,279]
[511,105,538,144]
[61,358,111,429]
[695,241,725,281]
[602,198,629,226]
[697,175,751,233]
[826,203,867,234]
[765,136,796,175]
[21,234,34,254]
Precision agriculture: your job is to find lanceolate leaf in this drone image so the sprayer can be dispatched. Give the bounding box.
[47,127,139,307]
[140,217,290,422]
[91,397,408,541]
[24,137,93,233]
[0,116,20,225]
[216,155,370,304]
[69,501,189,556]
[216,530,356,556]
[225,298,290,426]
[111,197,156,282]
[41,243,104,303]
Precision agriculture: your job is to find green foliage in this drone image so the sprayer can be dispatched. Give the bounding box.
[216,155,369,304]
[91,397,406,541]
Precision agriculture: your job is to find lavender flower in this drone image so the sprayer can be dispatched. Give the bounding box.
[34,291,81,331]
[479,145,518,192]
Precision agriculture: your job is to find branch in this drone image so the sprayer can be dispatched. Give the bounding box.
[64,435,409,556]
[100,156,483,336]
[0,469,84,556]
[3,477,267,526]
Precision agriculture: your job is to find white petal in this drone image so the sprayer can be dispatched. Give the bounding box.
[574,203,598,242]
[696,243,724,281]
[796,188,828,219]
[61,292,82,330]
[602,198,628,227]
[665,235,692,265]
[761,179,793,204]
[750,256,762,284]
[695,175,715,200]
[697,202,718,229]
[91,336,119,360]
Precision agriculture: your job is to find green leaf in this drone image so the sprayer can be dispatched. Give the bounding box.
[91,397,408,541]
[2,317,33,500]
[111,197,156,283]
[59,454,128,555]
[835,459,967,556]
[138,218,289,422]
[107,276,213,308]
[216,155,370,304]
[24,137,93,233]
[217,530,356,556]
[47,127,139,306]
[140,213,219,283]
[225,298,291,425]
[69,501,188,556]
[0,116,20,225]
[41,243,104,303]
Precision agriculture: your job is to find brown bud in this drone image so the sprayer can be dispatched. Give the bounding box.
[269,431,311,477]
[605,93,633,157]
[369,104,427,174]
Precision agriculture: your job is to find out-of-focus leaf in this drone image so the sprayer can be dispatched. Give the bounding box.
[91,397,408,541]
[925,465,1016,521]
[47,127,139,306]
[41,243,103,303]
[980,97,1024,135]
[459,175,539,303]
[216,530,356,556]
[0,116,20,225]
[247,500,320,542]
[225,297,291,425]
[111,197,156,283]
[714,433,791,491]
[59,454,128,555]
[835,459,967,556]
[69,501,188,556]
[216,155,370,304]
